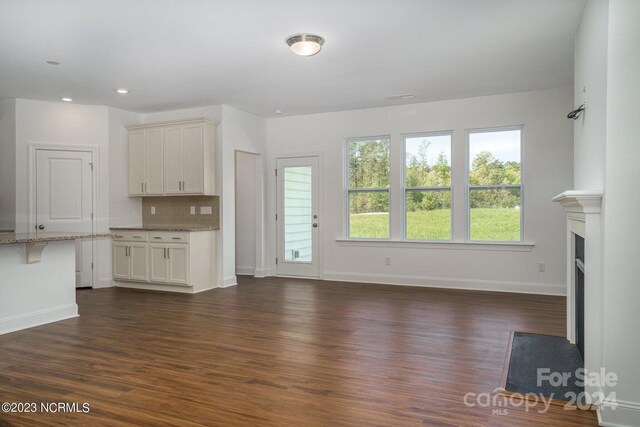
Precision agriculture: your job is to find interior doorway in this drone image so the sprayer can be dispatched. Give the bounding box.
[33,147,96,288]
[235,151,263,277]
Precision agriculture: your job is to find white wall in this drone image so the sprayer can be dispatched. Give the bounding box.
[574,0,608,190]
[14,99,112,287]
[0,98,16,231]
[235,151,257,275]
[600,1,640,425]
[220,105,267,284]
[108,107,142,227]
[266,87,574,294]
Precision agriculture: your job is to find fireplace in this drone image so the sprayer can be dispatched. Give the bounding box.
[574,234,585,360]
[552,190,602,401]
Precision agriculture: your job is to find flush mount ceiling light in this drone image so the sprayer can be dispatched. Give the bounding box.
[116,88,129,94]
[61,97,72,102]
[286,34,325,57]
[46,60,60,65]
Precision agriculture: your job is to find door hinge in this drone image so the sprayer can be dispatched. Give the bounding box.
[91,262,94,270]
[275,258,278,265]
[91,212,94,220]
[274,169,277,176]
[275,213,278,220]
[89,162,93,170]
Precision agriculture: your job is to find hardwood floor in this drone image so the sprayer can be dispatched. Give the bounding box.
[0,277,597,426]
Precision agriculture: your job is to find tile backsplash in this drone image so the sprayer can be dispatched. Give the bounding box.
[142,196,219,229]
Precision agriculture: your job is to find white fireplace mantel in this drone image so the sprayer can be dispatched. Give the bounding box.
[552,190,603,215]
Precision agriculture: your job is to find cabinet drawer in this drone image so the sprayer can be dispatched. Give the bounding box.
[148,232,189,243]
[112,231,149,242]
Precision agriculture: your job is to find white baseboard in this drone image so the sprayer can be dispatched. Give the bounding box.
[0,304,78,335]
[322,271,566,295]
[94,277,115,288]
[598,399,640,427]
[236,266,256,276]
[219,275,238,288]
[254,268,270,278]
[115,281,196,294]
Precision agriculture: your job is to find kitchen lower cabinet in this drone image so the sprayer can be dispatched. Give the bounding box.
[112,230,215,293]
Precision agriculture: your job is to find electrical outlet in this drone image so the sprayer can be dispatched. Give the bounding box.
[200,206,212,215]
[538,262,546,272]
[190,206,196,215]
[150,206,155,215]
[385,256,391,266]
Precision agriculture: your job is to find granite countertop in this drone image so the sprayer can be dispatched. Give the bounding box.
[0,232,113,245]
[110,226,219,232]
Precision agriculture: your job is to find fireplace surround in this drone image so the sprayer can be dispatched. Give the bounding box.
[552,190,603,401]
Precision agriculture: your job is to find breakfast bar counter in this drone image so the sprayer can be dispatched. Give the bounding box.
[0,232,111,335]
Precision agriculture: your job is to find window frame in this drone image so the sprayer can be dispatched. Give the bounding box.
[402,131,454,242]
[344,135,392,240]
[465,125,524,243]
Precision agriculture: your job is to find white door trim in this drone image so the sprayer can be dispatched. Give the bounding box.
[28,143,99,287]
[274,153,324,279]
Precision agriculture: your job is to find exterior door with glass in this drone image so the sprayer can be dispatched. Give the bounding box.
[276,156,320,277]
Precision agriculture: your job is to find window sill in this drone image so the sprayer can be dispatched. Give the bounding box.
[335,238,534,252]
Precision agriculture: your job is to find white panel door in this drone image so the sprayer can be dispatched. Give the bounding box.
[144,127,164,195]
[128,130,145,196]
[182,123,204,194]
[164,125,183,194]
[36,149,94,287]
[276,156,320,278]
[167,244,189,284]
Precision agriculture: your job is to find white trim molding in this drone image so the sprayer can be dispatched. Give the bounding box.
[336,238,534,252]
[323,271,565,295]
[0,304,78,335]
[552,190,603,214]
[598,399,640,427]
[219,275,238,288]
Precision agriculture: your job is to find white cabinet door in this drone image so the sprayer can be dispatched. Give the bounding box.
[164,125,183,194]
[113,243,130,280]
[144,127,164,195]
[129,243,148,281]
[167,244,189,284]
[128,130,146,196]
[149,244,169,283]
[182,123,204,194]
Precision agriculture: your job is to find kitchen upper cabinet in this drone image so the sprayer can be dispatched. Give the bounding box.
[128,127,164,196]
[127,118,217,197]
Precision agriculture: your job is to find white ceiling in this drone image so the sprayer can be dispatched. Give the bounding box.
[0,0,584,117]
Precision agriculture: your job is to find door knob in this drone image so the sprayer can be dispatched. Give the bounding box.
[38,225,45,230]
[313,223,318,228]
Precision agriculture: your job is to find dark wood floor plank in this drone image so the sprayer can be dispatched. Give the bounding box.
[0,276,597,426]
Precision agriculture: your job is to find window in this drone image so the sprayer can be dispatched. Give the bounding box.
[467,128,522,242]
[404,132,452,240]
[346,136,390,238]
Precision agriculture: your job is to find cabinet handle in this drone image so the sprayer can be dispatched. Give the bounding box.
[126,246,130,256]
[153,236,162,239]
[163,248,167,258]
[182,181,186,191]
[167,248,171,259]
[178,181,182,191]
[172,237,181,240]
[141,182,144,193]
[145,182,147,193]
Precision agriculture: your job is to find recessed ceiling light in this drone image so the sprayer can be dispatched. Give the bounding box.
[116,88,129,94]
[46,60,60,65]
[286,34,325,57]
[61,97,72,102]
[275,109,283,115]
[386,94,415,100]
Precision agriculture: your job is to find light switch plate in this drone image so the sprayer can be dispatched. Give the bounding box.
[200,206,212,215]
[190,206,196,215]
[150,206,156,215]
